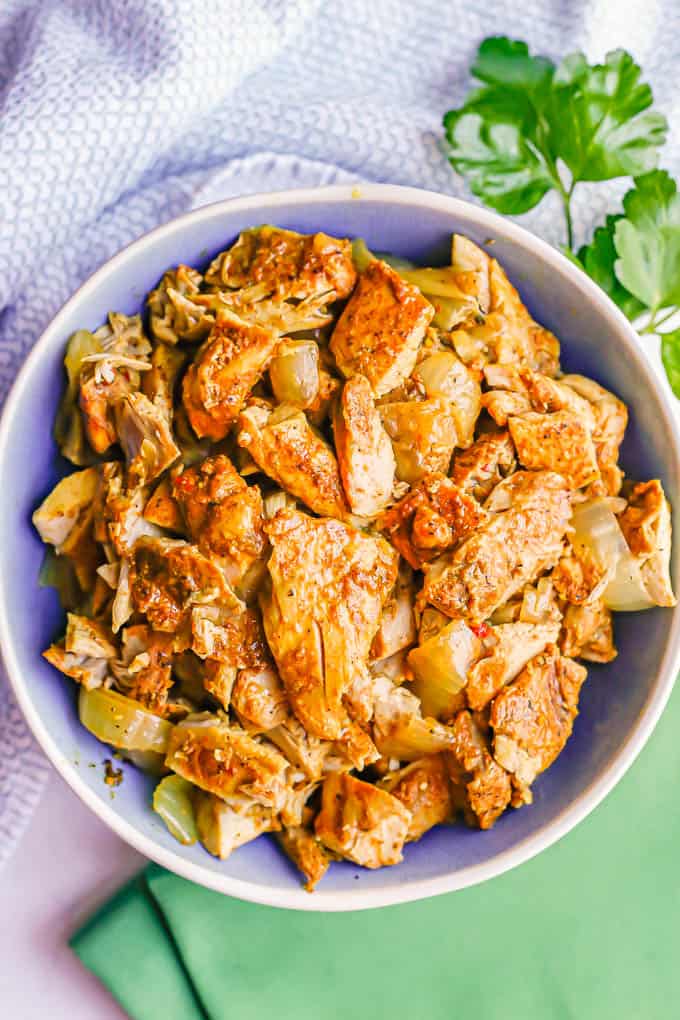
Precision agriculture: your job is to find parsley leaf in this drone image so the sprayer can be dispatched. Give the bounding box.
[443,38,667,247]
[549,50,667,182]
[577,214,645,321]
[661,329,680,399]
[613,170,680,311]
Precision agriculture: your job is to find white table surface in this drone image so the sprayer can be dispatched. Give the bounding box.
[0,765,144,1019]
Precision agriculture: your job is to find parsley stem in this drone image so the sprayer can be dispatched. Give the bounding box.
[640,307,678,335]
[555,180,575,251]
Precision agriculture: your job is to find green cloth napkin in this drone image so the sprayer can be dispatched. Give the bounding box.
[72,685,680,1020]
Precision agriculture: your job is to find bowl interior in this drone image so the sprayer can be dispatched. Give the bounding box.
[2,189,678,908]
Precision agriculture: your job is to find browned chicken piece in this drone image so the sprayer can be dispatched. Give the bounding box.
[147,264,210,345]
[182,310,278,440]
[466,621,561,710]
[333,374,396,517]
[172,454,267,590]
[369,565,417,661]
[261,508,398,741]
[276,811,331,891]
[129,536,238,632]
[43,642,109,690]
[78,367,134,455]
[560,600,617,662]
[266,714,333,780]
[94,465,163,558]
[562,375,628,495]
[446,710,512,829]
[143,478,185,533]
[166,716,291,810]
[238,404,348,520]
[115,391,181,486]
[191,604,267,670]
[231,665,289,732]
[142,344,188,419]
[488,258,561,376]
[491,646,587,789]
[618,479,676,606]
[482,390,532,426]
[508,411,600,489]
[203,658,237,709]
[552,546,610,606]
[314,771,412,868]
[380,473,488,569]
[44,612,117,690]
[522,370,596,426]
[450,431,516,502]
[112,624,175,713]
[379,755,454,841]
[330,259,433,397]
[422,471,571,623]
[204,227,356,302]
[379,398,457,484]
[194,791,278,860]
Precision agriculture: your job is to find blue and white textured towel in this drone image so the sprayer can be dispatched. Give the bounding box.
[2,0,680,863]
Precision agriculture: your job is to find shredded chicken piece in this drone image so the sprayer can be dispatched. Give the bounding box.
[172,454,267,590]
[618,480,676,607]
[466,621,561,710]
[491,647,587,789]
[450,431,516,502]
[231,665,289,732]
[381,473,488,569]
[204,227,356,302]
[238,404,348,520]
[446,710,512,829]
[261,508,398,742]
[182,310,278,440]
[315,771,412,868]
[334,374,396,517]
[276,813,331,891]
[422,471,571,623]
[112,625,175,713]
[379,755,453,840]
[195,791,279,860]
[508,411,600,489]
[115,391,181,486]
[166,716,291,810]
[560,600,617,662]
[330,259,433,396]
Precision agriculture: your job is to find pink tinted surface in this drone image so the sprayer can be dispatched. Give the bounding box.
[0,767,141,1019]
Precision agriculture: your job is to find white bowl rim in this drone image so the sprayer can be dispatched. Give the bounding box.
[2,182,679,912]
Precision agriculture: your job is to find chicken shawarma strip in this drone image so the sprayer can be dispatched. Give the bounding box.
[276,811,331,892]
[194,791,279,861]
[508,411,600,489]
[204,226,356,302]
[466,621,561,711]
[129,536,240,633]
[333,374,396,518]
[561,375,628,495]
[260,508,398,742]
[315,772,412,869]
[450,431,516,502]
[166,715,291,810]
[182,310,278,441]
[446,710,512,830]
[560,600,617,662]
[618,480,676,607]
[490,646,588,790]
[379,754,454,841]
[238,404,348,520]
[422,471,571,623]
[380,473,488,569]
[330,259,433,397]
[172,454,267,591]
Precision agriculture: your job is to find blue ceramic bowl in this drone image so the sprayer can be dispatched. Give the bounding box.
[2,185,679,910]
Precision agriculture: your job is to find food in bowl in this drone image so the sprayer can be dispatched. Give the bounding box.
[33,225,676,891]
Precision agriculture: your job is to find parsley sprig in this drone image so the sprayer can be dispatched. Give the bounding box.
[443,37,680,397]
